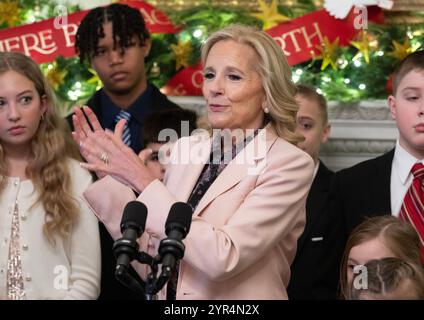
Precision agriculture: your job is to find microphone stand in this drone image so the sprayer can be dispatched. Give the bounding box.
[143,256,172,300]
[119,250,169,300]
[114,237,162,299]
[115,264,146,295]
[113,239,182,300]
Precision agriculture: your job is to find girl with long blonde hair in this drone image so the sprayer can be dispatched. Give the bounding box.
[0,52,100,299]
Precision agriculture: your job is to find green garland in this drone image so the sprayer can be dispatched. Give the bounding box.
[1,0,424,113]
[0,0,80,28]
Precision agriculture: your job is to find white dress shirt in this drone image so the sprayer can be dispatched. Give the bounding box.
[0,159,101,299]
[390,140,424,217]
[313,161,319,180]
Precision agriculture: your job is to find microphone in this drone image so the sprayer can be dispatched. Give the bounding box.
[113,201,148,273]
[158,202,193,277]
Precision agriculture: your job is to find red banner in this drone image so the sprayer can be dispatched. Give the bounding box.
[162,63,203,96]
[164,8,384,96]
[0,1,179,64]
[267,9,356,66]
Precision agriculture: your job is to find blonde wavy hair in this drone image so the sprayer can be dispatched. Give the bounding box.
[0,52,81,243]
[201,24,302,145]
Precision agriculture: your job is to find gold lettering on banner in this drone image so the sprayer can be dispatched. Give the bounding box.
[62,23,79,47]
[139,8,154,24]
[139,8,169,25]
[150,9,171,25]
[0,30,58,57]
[20,34,39,55]
[301,23,324,48]
[4,37,20,51]
[191,70,203,89]
[273,36,289,55]
[172,84,187,96]
[39,30,56,53]
[284,29,303,52]
[273,22,323,56]
[21,30,57,56]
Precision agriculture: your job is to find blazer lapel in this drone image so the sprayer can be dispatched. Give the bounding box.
[374,149,394,213]
[193,125,278,216]
[166,134,212,202]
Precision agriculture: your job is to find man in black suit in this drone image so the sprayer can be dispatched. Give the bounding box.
[287,85,334,299]
[319,50,424,299]
[68,4,181,300]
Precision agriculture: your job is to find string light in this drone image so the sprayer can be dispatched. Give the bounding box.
[68,91,79,101]
[193,29,203,38]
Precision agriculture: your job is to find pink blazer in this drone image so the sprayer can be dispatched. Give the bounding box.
[84,125,314,300]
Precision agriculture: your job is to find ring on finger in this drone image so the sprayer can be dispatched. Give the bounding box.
[100,151,109,164]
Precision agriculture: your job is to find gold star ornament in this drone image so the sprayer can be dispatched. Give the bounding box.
[388,38,420,61]
[0,1,21,27]
[251,0,290,30]
[350,30,378,64]
[171,39,193,70]
[44,64,67,90]
[315,37,340,71]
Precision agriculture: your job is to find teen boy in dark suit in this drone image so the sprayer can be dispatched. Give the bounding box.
[68,4,181,300]
[287,84,333,299]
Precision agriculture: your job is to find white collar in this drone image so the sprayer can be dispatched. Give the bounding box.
[393,140,422,185]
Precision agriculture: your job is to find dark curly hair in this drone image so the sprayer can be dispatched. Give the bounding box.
[75,3,150,64]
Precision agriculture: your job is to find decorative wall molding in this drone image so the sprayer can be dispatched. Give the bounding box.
[169,97,398,172]
[324,100,397,171]
[328,100,392,121]
[321,139,396,154]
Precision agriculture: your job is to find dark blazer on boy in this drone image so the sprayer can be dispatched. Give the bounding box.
[287,161,334,299]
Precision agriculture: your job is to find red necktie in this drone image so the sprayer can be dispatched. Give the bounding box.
[399,163,424,261]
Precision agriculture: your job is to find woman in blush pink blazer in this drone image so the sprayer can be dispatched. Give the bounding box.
[73,25,314,300]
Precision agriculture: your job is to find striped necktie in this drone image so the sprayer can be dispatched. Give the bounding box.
[115,110,131,146]
[399,162,424,261]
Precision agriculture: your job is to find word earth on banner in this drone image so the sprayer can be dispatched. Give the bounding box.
[163,7,383,96]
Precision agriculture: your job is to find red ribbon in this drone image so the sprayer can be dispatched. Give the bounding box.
[0,1,179,64]
[164,7,385,96]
